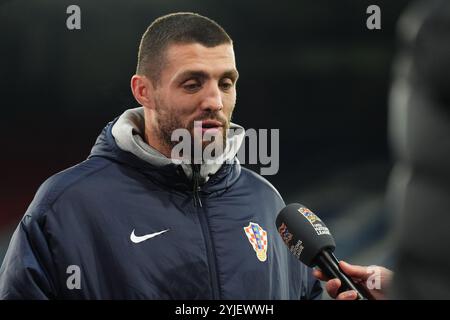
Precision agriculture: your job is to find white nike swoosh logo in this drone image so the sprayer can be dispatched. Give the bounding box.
[130,229,170,243]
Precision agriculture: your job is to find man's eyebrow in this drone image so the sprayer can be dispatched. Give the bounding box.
[176,70,208,81]
[176,69,239,81]
[223,70,239,81]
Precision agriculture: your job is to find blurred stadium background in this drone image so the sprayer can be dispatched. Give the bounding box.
[0,0,412,277]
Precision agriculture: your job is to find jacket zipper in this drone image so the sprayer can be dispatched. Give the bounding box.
[192,164,220,299]
[192,164,203,207]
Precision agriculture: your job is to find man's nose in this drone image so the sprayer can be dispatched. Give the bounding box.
[199,83,223,112]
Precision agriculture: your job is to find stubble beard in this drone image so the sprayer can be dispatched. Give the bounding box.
[153,99,231,161]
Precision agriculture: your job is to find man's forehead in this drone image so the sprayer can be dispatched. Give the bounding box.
[163,42,236,75]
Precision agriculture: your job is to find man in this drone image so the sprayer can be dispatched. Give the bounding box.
[0,12,322,299]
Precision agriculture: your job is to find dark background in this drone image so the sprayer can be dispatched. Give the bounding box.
[0,0,412,269]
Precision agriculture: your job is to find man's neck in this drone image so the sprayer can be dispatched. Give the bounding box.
[144,126,172,159]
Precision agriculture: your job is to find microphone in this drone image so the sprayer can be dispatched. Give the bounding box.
[275,203,374,300]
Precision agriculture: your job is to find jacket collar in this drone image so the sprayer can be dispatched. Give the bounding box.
[89,111,243,194]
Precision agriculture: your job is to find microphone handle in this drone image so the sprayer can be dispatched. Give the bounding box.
[315,250,374,300]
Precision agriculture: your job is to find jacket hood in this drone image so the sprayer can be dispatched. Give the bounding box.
[88,107,244,194]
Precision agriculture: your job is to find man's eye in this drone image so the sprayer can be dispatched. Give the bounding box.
[183,81,201,91]
[220,80,233,90]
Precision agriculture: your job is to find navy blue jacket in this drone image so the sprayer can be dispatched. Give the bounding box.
[0,120,322,299]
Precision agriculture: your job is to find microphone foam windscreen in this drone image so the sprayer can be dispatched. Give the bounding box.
[275,203,336,267]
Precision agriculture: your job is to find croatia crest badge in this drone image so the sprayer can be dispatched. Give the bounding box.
[243,222,268,262]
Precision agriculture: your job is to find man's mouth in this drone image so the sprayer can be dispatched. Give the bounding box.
[198,120,223,134]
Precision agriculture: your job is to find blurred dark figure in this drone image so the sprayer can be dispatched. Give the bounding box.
[388,0,450,299]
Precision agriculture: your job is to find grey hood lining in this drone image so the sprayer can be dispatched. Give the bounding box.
[111,107,245,183]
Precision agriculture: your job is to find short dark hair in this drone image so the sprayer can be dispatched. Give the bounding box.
[136,12,232,85]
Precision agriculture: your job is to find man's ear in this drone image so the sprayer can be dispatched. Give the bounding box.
[131,74,155,108]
